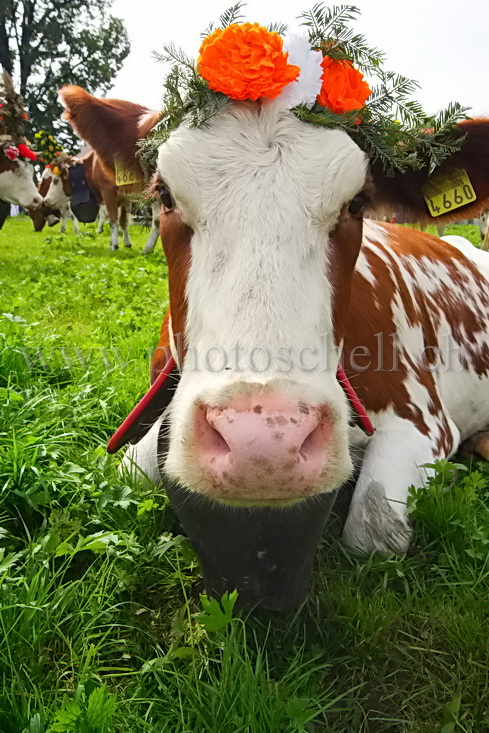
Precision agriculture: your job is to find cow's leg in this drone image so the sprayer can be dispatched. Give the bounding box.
[60,210,68,233]
[70,208,80,234]
[343,413,460,554]
[97,205,107,234]
[142,201,161,254]
[120,416,164,485]
[101,190,120,250]
[120,202,132,248]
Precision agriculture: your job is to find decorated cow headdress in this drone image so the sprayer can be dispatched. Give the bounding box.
[140,4,467,176]
[34,130,65,165]
[0,71,37,163]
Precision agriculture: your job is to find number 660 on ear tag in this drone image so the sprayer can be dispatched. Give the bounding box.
[114,158,143,187]
[423,167,476,217]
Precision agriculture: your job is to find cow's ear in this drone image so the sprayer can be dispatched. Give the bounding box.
[368,119,489,224]
[58,86,161,181]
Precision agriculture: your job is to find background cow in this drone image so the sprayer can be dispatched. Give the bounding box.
[44,151,131,250]
[0,72,42,214]
[56,86,161,254]
[0,147,41,211]
[28,167,80,233]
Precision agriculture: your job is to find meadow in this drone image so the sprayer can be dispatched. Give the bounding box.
[1,216,488,732]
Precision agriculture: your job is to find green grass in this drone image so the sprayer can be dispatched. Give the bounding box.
[1,216,488,732]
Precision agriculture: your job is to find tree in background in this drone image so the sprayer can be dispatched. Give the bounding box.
[0,0,130,149]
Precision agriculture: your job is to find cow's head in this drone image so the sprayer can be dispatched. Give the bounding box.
[27,168,59,230]
[0,142,42,208]
[156,103,367,504]
[153,105,489,507]
[44,160,72,209]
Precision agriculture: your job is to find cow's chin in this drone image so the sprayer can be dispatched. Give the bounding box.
[164,442,353,508]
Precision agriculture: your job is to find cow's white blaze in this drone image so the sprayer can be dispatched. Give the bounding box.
[44,174,69,209]
[0,160,41,207]
[157,102,369,500]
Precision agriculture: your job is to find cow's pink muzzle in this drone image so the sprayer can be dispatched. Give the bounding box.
[193,395,333,501]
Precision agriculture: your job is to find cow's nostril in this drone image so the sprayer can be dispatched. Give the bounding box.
[195,405,231,458]
[207,422,231,457]
[299,423,326,461]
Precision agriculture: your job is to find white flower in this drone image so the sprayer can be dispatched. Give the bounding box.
[275,32,324,110]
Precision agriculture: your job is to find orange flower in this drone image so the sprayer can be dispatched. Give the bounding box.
[317,56,371,115]
[198,23,300,101]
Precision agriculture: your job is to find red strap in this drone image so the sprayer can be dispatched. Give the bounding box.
[336,363,375,436]
[107,356,176,454]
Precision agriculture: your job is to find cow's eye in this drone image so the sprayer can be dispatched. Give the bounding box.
[159,185,175,209]
[348,194,365,217]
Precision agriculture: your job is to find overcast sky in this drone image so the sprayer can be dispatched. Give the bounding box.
[108,0,489,118]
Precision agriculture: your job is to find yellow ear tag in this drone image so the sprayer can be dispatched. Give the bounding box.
[423,168,476,217]
[114,158,142,186]
[52,166,60,176]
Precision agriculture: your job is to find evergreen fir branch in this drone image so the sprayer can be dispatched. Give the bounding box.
[354,121,410,175]
[201,22,214,39]
[431,101,470,133]
[267,22,288,35]
[294,104,360,131]
[202,3,246,38]
[367,72,421,118]
[154,44,196,73]
[299,4,359,43]
[299,4,384,71]
[219,3,246,28]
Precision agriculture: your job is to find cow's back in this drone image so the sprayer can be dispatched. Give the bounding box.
[346,221,489,441]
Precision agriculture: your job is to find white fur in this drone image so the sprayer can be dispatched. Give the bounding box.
[44,173,69,210]
[0,160,41,208]
[120,416,164,484]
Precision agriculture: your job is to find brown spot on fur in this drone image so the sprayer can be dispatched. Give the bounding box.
[0,151,18,173]
[253,405,263,414]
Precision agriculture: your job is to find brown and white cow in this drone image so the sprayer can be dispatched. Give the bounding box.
[44,151,133,250]
[29,167,80,233]
[53,87,162,253]
[109,105,489,560]
[0,141,42,210]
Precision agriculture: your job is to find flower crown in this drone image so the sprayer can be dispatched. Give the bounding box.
[140,4,467,177]
[1,71,37,162]
[34,130,64,165]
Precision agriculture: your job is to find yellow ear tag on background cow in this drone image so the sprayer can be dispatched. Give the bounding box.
[423,168,476,217]
[114,158,142,186]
